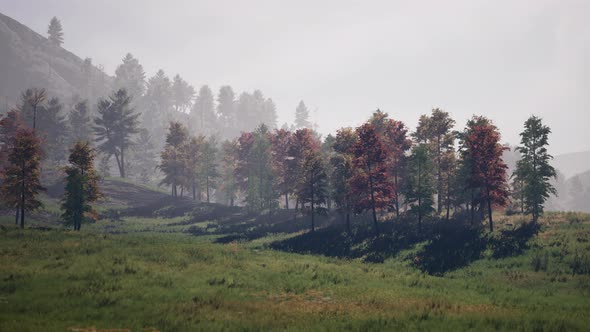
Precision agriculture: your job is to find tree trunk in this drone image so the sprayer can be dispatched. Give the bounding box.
[437,136,442,214]
[470,189,475,225]
[310,182,315,232]
[192,179,196,200]
[368,162,378,234]
[418,158,422,233]
[206,176,210,203]
[487,188,494,232]
[15,208,19,225]
[120,148,126,178]
[285,193,289,210]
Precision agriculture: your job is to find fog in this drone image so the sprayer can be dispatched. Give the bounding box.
[1,0,589,155]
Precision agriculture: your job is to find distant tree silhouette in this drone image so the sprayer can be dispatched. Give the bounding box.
[172,74,195,113]
[114,53,146,101]
[217,86,236,137]
[294,100,311,129]
[142,69,172,146]
[296,149,329,232]
[191,85,216,135]
[47,16,63,47]
[69,101,93,144]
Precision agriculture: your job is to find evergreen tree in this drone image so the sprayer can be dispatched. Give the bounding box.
[61,142,102,231]
[405,144,435,231]
[296,149,329,232]
[220,139,239,206]
[513,116,557,223]
[184,135,205,200]
[93,89,141,178]
[129,129,157,184]
[69,101,93,144]
[47,16,64,47]
[413,108,455,214]
[40,97,68,165]
[18,88,46,132]
[0,128,45,228]
[172,74,195,113]
[114,53,146,101]
[294,100,311,129]
[217,86,236,137]
[270,128,293,208]
[159,122,189,197]
[191,85,216,135]
[201,136,220,203]
[142,69,173,147]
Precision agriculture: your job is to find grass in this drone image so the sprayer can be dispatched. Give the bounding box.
[1,210,590,331]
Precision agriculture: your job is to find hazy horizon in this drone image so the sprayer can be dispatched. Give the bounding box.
[1,0,589,155]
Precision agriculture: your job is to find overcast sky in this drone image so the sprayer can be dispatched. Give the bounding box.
[1,0,589,155]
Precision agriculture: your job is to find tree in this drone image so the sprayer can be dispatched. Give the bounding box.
[191,85,217,135]
[114,53,146,101]
[413,108,455,214]
[350,123,394,233]
[0,128,45,228]
[40,97,68,165]
[172,74,195,113]
[69,101,93,144]
[405,144,435,231]
[288,128,321,210]
[220,139,239,206]
[262,98,278,129]
[270,128,293,209]
[201,136,220,203]
[142,69,173,147]
[129,129,157,184]
[61,142,102,231]
[459,116,509,231]
[513,116,557,223]
[93,89,141,178]
[183,135,204,200]
[331,128,357,232]
[159,122,189,197]
[217,86,236,137]
[370,110,412,218]
[294,100,311,129]
[47,16,64,47]
[18,88,46,132]
[296,150,329,232]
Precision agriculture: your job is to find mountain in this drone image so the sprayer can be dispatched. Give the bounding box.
[552,151,590,179]
[0,12,111,110]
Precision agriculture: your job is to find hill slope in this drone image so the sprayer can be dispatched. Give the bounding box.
[0,12,111,109]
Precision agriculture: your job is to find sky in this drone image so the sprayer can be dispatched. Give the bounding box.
[1,0,589,155]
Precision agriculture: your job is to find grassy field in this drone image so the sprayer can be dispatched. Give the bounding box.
[0,187,589,331]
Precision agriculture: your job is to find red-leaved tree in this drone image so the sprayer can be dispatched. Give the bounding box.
[460,116,509,231]
[350,123,394,233]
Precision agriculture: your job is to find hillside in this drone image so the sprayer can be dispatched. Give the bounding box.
[0,12,111,109]
[552,151,590,179]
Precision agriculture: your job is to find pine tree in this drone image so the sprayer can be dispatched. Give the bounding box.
[216,86,236,137]
[405,144,435,231]
[69,101,93,144]
[184,135,205,200]
[294,100,311,129]
[172,74,195,113]
[40,97,68,165]
[201,136,220,203]
[0,128,45,228]
[18,88,46,132]
[47,16,64,47]
[159,122,189,197]
[129,129,157,184]
[220,139,239,206]
[513,116,557,223]
[61,142,102,231]
[191,85,216,135]
[93,89,140,178]
[142,69,173,147]
[114,53,146,101]
[413,108,455,214]
[296,150,329,232]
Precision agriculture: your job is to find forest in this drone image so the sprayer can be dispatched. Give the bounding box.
[1,12,589,332]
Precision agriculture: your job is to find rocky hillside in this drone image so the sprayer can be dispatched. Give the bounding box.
[0,12,111,109]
